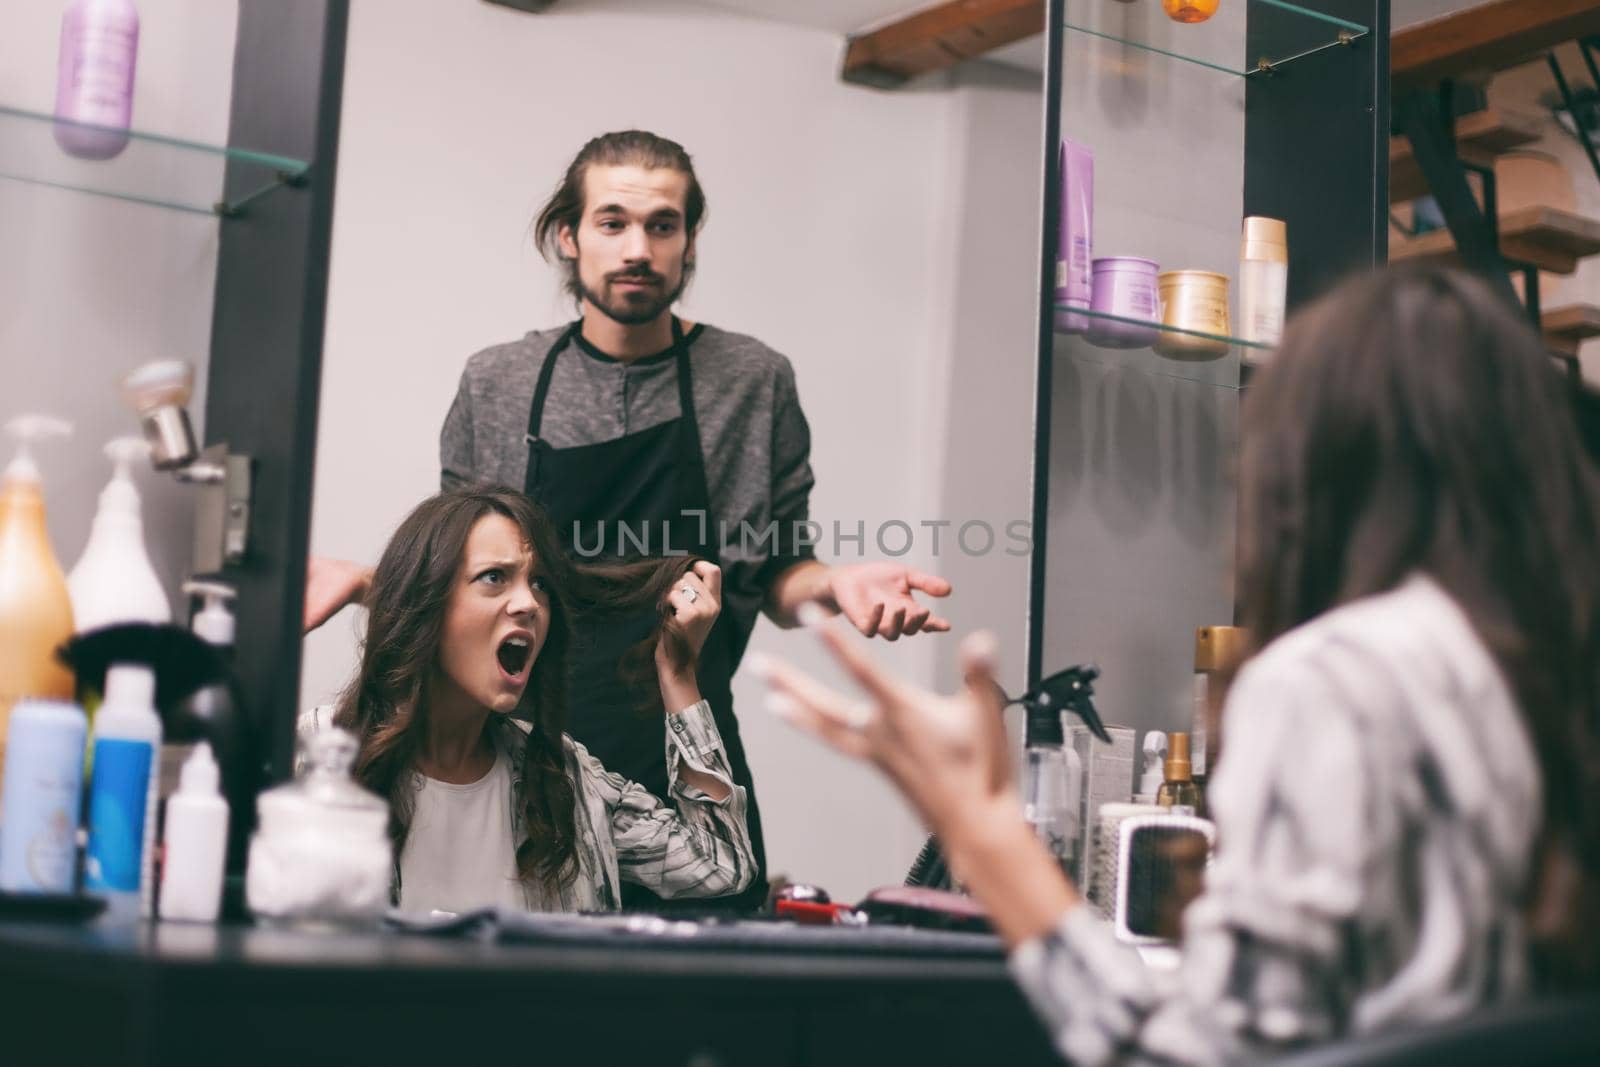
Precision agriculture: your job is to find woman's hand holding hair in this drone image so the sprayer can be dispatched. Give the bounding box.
[751,607,1080,945]
[656,560,722,712]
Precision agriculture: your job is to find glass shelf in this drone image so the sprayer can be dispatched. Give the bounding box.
[0,104,310,217]
[1053,305,1269,389]
[1062,0,1369,79]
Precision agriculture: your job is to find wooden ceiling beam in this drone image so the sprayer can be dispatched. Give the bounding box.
[1392,0,1600,94]
[481,0,559,13]
[842,0,1045,88]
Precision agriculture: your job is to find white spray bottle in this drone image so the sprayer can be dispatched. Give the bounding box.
[68,436,171,632]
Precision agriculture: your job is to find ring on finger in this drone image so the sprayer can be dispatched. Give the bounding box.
[680,585,699,603]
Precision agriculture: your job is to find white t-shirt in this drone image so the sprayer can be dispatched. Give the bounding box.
[397,749,526,915]
[298,699,755,914]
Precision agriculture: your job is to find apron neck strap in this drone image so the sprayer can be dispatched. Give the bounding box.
[526,321,580,443]
[670,316,699,438]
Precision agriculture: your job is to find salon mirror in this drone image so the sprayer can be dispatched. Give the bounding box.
[298,0,1047,904]
[1115,815,1214,944]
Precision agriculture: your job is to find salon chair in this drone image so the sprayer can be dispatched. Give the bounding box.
[1268,993,1600,1066]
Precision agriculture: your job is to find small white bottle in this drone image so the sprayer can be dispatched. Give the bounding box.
[85,663,162,922]
[158,743,228,922]
[68,436,171,632]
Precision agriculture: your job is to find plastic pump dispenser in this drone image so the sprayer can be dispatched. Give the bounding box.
[184,580,236,646]
[68,436,172,632]
[1137,731,1168,802]
[172,579,243,881]
[0,416,76,741]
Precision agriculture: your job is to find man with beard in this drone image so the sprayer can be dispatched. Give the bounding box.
[306,130,952,911]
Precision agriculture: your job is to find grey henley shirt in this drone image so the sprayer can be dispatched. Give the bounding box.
[440,322,817,650]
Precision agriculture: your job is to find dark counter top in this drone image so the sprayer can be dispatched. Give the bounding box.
[0,911,1013,984]
[0,916,1059,1067]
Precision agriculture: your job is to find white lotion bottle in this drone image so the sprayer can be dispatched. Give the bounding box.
[1240,216,1289,355]
[159,742,228,922]
[68,436,171,632]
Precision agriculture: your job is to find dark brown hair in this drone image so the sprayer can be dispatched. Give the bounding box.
[532,130,707,303]
[333,488,706,893]
[1237,266,1600,985]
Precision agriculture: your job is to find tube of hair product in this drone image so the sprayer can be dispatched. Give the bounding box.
[1055,138,1094,333]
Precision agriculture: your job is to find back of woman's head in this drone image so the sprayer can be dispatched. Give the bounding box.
[1239,265,1600,984]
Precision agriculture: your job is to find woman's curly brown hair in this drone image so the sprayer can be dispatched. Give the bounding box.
[332,487,706,894]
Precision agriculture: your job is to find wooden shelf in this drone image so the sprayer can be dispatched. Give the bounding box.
[1389,108,1543,202]
[1392,0,1600,94]
[1390,206,1600,273]
[1543,304,1600,356]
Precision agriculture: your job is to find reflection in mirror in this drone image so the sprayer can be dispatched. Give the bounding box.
[299,0,1047,910]
[1116,814,1214,944]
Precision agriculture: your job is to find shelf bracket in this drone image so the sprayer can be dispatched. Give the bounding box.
[212,166,311,219]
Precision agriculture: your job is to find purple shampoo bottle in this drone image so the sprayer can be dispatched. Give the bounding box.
[53,0,140,161]
[1055,138,1094,333]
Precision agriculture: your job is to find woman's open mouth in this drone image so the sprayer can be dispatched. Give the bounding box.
[495,632,533,684]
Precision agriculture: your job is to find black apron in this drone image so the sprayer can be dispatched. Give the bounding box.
[524,318,765,911]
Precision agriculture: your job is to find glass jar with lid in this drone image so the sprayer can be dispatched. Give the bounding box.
[245,726,391,929]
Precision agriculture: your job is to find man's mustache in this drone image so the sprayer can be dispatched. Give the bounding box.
[608,269,662,285]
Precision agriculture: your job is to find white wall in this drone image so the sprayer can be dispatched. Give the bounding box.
[0,0,238,610]
[920,59,1045,704]
[302,0,1043,899]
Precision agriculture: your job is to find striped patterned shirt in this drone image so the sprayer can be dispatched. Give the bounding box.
[1009,575,1543,1065]
[301,700,756,912]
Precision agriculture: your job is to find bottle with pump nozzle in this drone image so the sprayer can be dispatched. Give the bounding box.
[68,436,171,633]
[0,416,76,752]
[1193,625,1245,791]
[1137,731,1168,804]
[1021,699,1082,878]
[1156,732,1203,816]
[184,580,235,649]
[174,580,252,886]
[159,742,228,922]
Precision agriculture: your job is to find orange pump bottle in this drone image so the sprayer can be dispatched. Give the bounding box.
[0,416,76,752]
